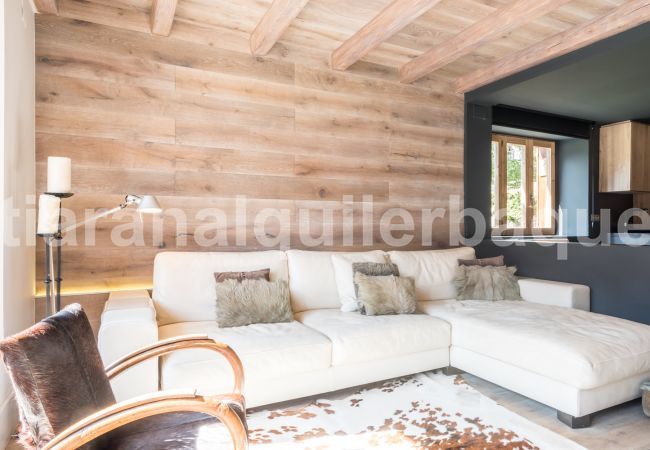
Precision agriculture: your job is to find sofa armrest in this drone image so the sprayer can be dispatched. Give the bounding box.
[98,290,159,402]
[518,278,590,311]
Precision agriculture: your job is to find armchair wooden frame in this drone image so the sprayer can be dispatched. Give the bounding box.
[42,334,248,450]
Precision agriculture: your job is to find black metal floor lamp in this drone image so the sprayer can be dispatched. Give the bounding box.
[37,191,162,316]
[39,192,73,316]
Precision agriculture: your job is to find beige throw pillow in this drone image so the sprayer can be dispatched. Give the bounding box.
[354,273,416,316]
[454,265,522,301]
[215,279,292,328]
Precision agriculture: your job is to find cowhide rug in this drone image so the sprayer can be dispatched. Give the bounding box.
[198,372,585,449]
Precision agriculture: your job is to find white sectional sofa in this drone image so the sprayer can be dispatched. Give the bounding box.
[98,247,650,428]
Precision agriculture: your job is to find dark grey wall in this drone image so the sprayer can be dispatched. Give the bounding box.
[466,106,648,325]
[476,240,650,325]
[464,105,594,237]
[464,24,650,325]
[464,104,493,239]
[557,139,589,236]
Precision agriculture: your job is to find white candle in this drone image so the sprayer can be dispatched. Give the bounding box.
[37,194,61,235]
[47,156,71,194]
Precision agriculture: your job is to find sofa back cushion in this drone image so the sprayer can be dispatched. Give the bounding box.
[387,247,475,301]
[286,250,341,312]
[153,251,288,325]
[331,250,388,312]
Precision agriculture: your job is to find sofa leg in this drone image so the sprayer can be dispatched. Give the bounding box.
[557,410,592,428]
[441,366,463,376]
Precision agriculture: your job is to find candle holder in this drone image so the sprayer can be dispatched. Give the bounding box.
[36,234,57,317]
[39,192,74,316]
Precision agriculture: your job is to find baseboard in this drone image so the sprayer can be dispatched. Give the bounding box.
[0,392,17,448]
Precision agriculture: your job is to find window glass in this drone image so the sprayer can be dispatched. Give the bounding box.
[506,142,526,229]
[490,140,499,228]
[490,133,556,234]
[532,145,553,230]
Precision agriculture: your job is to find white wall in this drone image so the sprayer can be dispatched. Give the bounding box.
[0,0,35,444]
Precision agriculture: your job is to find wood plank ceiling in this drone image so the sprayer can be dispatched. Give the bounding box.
[38,0,633,91]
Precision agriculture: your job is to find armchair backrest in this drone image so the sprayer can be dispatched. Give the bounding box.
[0,304,115,449]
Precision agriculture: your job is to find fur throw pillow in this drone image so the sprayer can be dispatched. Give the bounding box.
[354,273,416,316]
[455,265,522,301]
[214,268,270,283]
[352,261,400,301]
[458,255,504,267]
[216,279,293,328]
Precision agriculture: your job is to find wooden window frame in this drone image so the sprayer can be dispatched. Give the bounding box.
[491,133,556,236]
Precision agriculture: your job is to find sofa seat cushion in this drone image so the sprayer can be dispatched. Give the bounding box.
[295,309,451,366]
[419,300,650,389]
[158,321,332,393]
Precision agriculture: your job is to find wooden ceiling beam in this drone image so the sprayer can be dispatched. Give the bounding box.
[455,0,650,93]
[330,0,442,71]
[250,0,310,56]
[399,0,573,84]
[150,0,178,36]
[33,0,59,15]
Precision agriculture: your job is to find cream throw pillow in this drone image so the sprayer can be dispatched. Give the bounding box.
[354,273,416,316]
[331,251,387,312]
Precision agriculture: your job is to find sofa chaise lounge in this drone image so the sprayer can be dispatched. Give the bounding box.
[98,247,650,428]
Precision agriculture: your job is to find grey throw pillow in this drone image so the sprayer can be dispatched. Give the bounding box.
[354,273,416,316]
[454,265,522,301]
[215,279,292,328]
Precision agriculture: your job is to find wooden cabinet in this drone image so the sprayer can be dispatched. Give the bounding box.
[600,121,650,192]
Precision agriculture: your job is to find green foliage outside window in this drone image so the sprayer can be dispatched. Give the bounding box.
[506,146,523,227]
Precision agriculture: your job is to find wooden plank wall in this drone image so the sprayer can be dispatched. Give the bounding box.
[35,293,108,336]
[34,14,464,295]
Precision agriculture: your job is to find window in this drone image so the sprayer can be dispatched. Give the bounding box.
[491,134,556,234]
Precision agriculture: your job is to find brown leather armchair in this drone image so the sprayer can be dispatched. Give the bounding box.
[0,304,248,450]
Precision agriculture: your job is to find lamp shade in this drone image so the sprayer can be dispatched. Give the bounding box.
[137,195,162,214]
